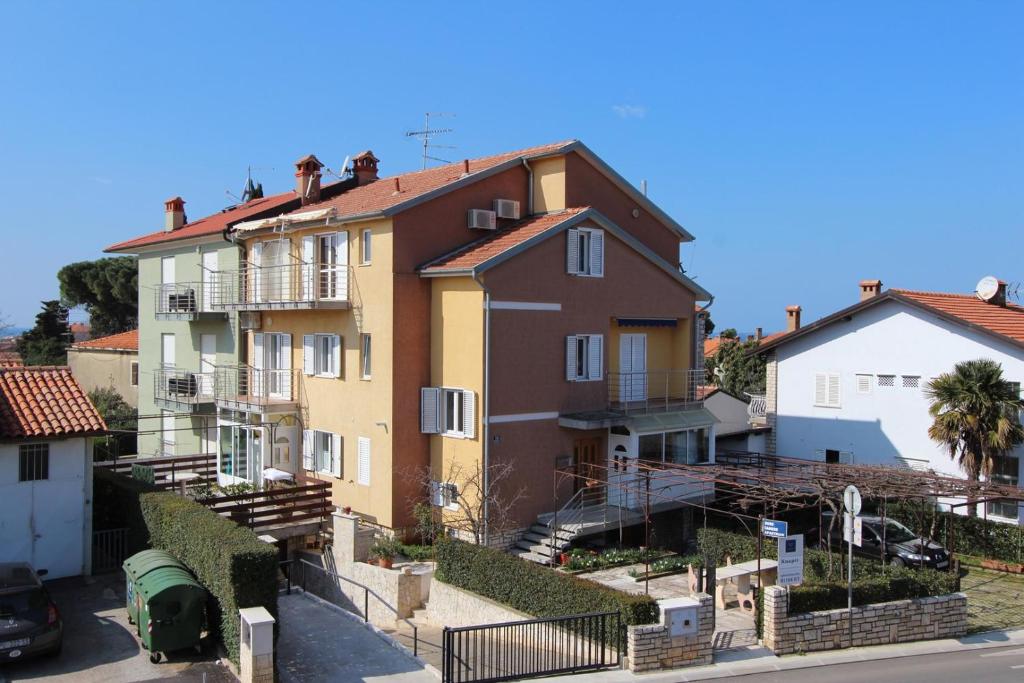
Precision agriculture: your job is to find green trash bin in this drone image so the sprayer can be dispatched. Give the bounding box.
[122,550,207,663]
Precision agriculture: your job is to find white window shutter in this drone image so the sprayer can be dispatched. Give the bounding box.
[420,388,440,433]
[301,236,315,300]
[251,242,263,303]
[566,228,580,274]
[590,230,604,277]
[331,433,343,478]
[588,335,603,380]
[280,334,292,369]
[462,390,476,439]
[828,373,841,407]
[430,481,442,506]
[253,333,265,368]
[332,335,342,378]
[357,437,370,485]
[814,373,827,406]
[302,429,314,470]
[566,336,578,381]
[303,335,315,376]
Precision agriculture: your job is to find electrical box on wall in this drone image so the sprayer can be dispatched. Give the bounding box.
[661,597,700,637]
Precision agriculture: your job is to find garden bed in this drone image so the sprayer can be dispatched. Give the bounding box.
[558,547,675,574]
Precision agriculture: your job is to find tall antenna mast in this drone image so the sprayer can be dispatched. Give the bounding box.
[405,112,456,169]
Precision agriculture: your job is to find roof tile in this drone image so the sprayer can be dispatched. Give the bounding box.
[71,329,138,352]
[0,367,106,439]
[892,289,1024,344]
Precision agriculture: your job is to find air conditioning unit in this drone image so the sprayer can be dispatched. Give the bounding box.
[239,311,262,330]
[493,198,520,220]
[467,209,497,230]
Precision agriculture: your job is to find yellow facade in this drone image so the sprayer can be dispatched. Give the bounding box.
[608,320,693,401]
[531,156,566,213]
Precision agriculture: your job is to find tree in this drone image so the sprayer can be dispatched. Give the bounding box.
[58,257,138,337]
[706,337,766,397]
[88,387,137,457]
[925,359,1024,516]
[702,312,715,337]
[16,300,71,366]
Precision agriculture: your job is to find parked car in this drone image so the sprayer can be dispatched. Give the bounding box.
[815,512,951,570]
[0,563,62,661]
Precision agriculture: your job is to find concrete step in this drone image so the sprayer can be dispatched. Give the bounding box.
[529,524,575,543]
[520,532,570,550]
[511,549,555,565]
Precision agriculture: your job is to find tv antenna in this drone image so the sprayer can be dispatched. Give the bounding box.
[406,112,456,169]
[227,165,272,203]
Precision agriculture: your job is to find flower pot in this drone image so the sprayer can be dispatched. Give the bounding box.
[560,553,570,566]
[343,506,352,515]
[378,557,393,569]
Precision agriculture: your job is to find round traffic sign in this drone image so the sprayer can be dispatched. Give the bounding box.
[843,485,862,515]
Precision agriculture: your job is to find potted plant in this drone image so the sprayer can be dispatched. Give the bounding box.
[370,536,401,569]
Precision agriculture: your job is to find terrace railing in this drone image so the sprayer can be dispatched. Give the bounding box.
[206,260,351,310]
[607,369,705,414]
[153,366,215,410]
[214,364,299,411]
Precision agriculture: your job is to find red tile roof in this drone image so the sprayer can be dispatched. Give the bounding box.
[0,367,106,439]
[892,289,1024,344]
[106,191,297,252]
[0,352,23,368]
[71,329,138,352]
[419,208,588,273]
[704,331,786,357]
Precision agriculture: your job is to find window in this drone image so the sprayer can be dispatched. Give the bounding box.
[444,389,464,436]
[814,373,841,407]
[825,449,840,464]
[361,229,372,264]
[431,481,459,510]
[566,334,603,381]
[303,334,341,378]
[421,387,476,438]
[638,429,710,468]
[986,454,1020,519]
[360,334,372,379]
[131,361,139,387]
[566,227,604,277]
[901,375,920,389]
[877,374,895,388]
[856,374,871,394]
[302,429,341,477]
[316,232,347,300]
[161,409,175,456]
[18,444,49,482]
[357,437,371,485]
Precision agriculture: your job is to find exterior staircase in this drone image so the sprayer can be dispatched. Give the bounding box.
[511,486,610,565]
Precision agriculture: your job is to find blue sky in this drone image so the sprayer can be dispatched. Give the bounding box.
[1,2,1021,332]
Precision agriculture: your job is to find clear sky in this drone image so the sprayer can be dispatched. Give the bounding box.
[1,2,1021,332]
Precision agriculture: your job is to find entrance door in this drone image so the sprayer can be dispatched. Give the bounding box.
[202,251,218,311]
[574,437,605,504]
[619,334,647,402]
[200,334,216,396]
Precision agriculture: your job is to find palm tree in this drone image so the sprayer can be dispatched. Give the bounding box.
[925,359,1024,516]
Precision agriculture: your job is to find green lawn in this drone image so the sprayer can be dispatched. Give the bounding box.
[960,566,1024,634]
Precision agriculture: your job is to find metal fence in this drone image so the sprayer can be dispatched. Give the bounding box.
[442,611,621,683]
[92,527,128,574]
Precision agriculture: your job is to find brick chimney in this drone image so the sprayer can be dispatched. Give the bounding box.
[352,150,380,185]
[164,196,185,232]
[990,280,1008,307]
[859,279,883,301]
[755,327,764,341]
[294,154,324,205]
[786,305,802,333]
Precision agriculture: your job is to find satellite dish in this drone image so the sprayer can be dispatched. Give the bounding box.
[341,155,351,176]
[976,275,1000,301]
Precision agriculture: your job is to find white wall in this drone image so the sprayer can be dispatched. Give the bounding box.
[0,438,92,578]
[774,299,1024,522]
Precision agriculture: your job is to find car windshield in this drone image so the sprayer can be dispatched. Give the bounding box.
[876,519,917,543]
[0,589,46,618]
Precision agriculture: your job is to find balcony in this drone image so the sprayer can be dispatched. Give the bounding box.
[214,364,300,413]
[154,366,216,412]
[154,282,226,321]
[607,369,705,415]
[207,259,351,311]
[746,393,767,424]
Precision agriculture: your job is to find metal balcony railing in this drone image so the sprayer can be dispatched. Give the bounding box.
[214,364,299,411]
[153,367,215,410]
[746,393,767,422]
[607,369,705,414]
[206,260,351,311]
[154,282,226,319]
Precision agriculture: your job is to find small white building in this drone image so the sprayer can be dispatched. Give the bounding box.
[760,279,1024,523]
[0,366,106,578]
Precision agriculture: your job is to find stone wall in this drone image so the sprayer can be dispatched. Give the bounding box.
[763,586,968,655]
[764,351,777,454]
[425,579,533,627]
[625,594,713,673]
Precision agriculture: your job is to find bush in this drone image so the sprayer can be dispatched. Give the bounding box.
[886,500,1024,564]
[789,565,958,613]
[697,527,775,565]
[398,544,434,562]
[140,492,278,666]
[92,467,155,554]
[565,547,667,572]
[435,539,659,627]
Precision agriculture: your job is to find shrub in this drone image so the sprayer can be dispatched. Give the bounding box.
[697,527,775,565]
[398,544,434,562]
[140,492,277,666]
[886,500,1024,564]
[565,546,667,572]
[435,539,659,627]
[788,566,957,613]
[92,467,155,554]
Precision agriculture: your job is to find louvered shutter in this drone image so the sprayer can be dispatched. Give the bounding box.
[566,336,578,381]
[302,429,314,470]
[420,388,440,433]
[357,437,370,485]
[590,230,604,277]
[828,373,841,407]
[251,242,263,303]
[814,373,827,406]
[588,335,603,380]
[280,334,292,399]
[303,335,315,376]
[332,335,342,378]
[253,333,265,397]
[301,236,315,301]
[462,390,476,439]
[331,433,343,478]
[566,228,580,274]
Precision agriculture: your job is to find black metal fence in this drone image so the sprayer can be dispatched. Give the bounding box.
[441,611,621,683]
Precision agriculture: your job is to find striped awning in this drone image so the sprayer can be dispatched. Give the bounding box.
[615,318,678,328]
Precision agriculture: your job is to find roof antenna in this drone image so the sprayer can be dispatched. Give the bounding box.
[323,155,352,181]
[405,112,456,169]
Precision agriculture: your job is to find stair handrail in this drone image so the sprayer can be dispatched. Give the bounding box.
[545,484,610,564]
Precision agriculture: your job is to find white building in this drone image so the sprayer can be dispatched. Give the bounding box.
[760,279,1024,523]
[0,367,106,578]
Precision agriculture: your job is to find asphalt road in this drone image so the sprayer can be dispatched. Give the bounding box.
[730,644,1024,683]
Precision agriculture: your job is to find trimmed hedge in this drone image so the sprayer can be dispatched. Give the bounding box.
[140,492,278,666]
[697,527,776,564]
[435,539,659,626]
[789,566,958,613]
[886,500,1024,564]
[92,467,156,555]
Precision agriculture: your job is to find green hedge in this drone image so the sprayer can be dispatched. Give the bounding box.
[435,539,659,626]
[140,492,278,666]
[789,566,958,613]
[886,501,1024,564]
[92,467,156,555]
[697,527,776,564]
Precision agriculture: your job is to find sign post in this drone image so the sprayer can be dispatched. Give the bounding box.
[843,485,862,648]
[778,534,804,586]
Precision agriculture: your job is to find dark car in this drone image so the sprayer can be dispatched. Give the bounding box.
[0,563,62,662]
[817,512,951,570]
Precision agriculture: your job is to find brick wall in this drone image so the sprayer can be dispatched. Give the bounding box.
[763,586,967,655]
[625,594,713,673]
[764,351,777,454]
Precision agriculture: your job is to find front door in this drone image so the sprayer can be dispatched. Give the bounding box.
[574,437,605,504]
[619,333,647,402]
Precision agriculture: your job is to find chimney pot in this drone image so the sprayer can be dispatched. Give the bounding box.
[352,150,380,185]
[462,159,470,175]
[755,327,763,341]
[859,279,883,301]
[394,177,401,193]
[164,196,186,232]
[785,305,802,332]
[989,280,1008,307]
[294,154,324,205]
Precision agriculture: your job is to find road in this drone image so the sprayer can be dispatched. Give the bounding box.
[730,644,1024,683]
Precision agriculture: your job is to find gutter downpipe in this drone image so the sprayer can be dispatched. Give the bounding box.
[694,293,715,376]
[521,158,534,215]
[473,269,492,546]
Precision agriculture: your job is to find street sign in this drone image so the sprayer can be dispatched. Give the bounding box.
[778,534,804,586]
[843,515,863,547]
[843,485,862,516]
[762,518,788,539]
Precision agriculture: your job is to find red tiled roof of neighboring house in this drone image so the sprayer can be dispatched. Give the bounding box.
[70,323,91,342]
[70,329,138,352]
[105,191,297,252]
[0,351,23,368]
[890,289,1024,344]
[419,208,589,273]
[0,366,106,439]
[704,331,786,357]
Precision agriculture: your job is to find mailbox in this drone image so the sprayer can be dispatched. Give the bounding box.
[660,597,700,637]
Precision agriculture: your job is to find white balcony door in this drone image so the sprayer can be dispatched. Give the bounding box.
[262,239,290,301]
[200,334,216,397]
[619,333,647,402]
[161,333,175,369]
[319,232,348,301]
[202,251,218,310]
[161,409,175,456]
[263,333,291,400]
[161,256,175,311]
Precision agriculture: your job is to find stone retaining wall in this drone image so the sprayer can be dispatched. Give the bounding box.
[625,594,713,673]
[763,586,968,655]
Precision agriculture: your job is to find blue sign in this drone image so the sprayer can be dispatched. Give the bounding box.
[762,519,788,539]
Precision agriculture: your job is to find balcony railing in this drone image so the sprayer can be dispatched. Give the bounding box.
[154,282,225,320]
[206,260,351,311]
[607,369,705,414]
[746,393,767,423]
[214,364,299,412]
[153,366,215,411]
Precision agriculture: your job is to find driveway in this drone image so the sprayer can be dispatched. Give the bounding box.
[0,573,233,682]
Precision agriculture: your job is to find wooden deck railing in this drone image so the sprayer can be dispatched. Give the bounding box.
[197,481,332,532]
[94,453,216,490]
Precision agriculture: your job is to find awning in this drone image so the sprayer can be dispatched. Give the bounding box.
[615,318,678,328]
[627,407,718,433]
[234,207,337,233]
